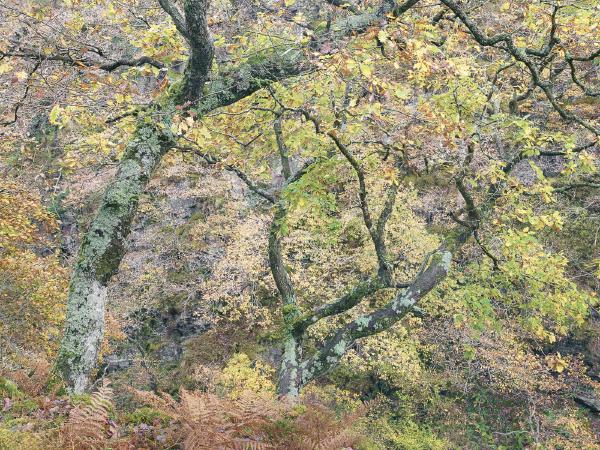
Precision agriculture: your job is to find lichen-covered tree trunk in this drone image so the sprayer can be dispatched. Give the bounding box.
[299,249,452,385]
[269,199,304,398]
[277,334,302,398]
[57,0,217,394]
[56,123,173,392]
[56,53,305,393]
[276,248,453,397]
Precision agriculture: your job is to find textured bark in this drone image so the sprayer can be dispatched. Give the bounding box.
[292,278,385,336]
[269,200,303,397]
[56,123,172,391]
[57,0,214,392]
[277,248,453,396]
[55,45,303,392]
[277,333,302,398]
[177,0,214,103]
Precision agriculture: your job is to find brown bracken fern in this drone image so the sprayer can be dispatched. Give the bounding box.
[267,400,366,450]
[134,388,281,449]
[134,387,367,450]
[62,381,117,450]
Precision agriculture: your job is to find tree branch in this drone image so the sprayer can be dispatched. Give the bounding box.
[0,59,40,126]
[565,55,600,97]
[176,145,276,203]
[0,48,164,72]
[292,276,409,336]
[157,0,188,39]
[176,0,215,103]
[300,248,452,384]
[525,5,560,58]
[274,113,292,179]
[439,0,599,135]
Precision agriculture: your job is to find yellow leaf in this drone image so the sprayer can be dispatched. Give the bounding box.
[360,62,373,77]
[377,29,389,43]
[0,62,12,75]
[49,105,62,125]
[15,70,29,81]
[546,353,568,373]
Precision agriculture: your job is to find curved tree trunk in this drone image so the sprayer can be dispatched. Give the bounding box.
[57,0,215,393]
[276,248,453,397]
[56,123,173,392]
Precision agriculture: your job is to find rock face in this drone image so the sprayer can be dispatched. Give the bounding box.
[89,160,235,391]
[574,390,600,414]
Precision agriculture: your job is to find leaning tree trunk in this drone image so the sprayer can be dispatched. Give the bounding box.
[57,0,215,393]
[276,248,454,397]
[55,48,306,393]
[56,123,173,392]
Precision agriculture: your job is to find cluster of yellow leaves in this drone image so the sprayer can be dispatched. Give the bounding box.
[0,182,56,249]
[343,326,423,387]
[217,353,275,399]
[197,203,276,329]
[545,352,569,374]
[0,180,68,357]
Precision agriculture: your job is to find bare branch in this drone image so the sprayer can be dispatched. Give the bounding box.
[565,56,600,97]
[176,145,276,203]
[269,203,296,305]
[525,5,560,58]
[327,130,396,283]
[392,0,421,17]
[474,229,499,270]
[327,131,374,231]
[157,0,188,39]
[439,0,599,135]
[0,48,164,72]
[0,59,40,126]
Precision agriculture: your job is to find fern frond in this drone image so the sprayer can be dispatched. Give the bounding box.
[62,380,116,450]
[134,388,280,450]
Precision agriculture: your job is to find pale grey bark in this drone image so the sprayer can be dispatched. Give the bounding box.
[57,124,172,391]
[298,249,452,387]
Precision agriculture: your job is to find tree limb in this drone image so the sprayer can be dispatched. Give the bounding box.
[0,48,165,72]
[176,145,276,203]
[274,113,292,179]
[439,0,599,136]
[300,248,452,384]
[157,0,188,39]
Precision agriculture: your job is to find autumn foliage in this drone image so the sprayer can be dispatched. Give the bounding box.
[1,0,600,448]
